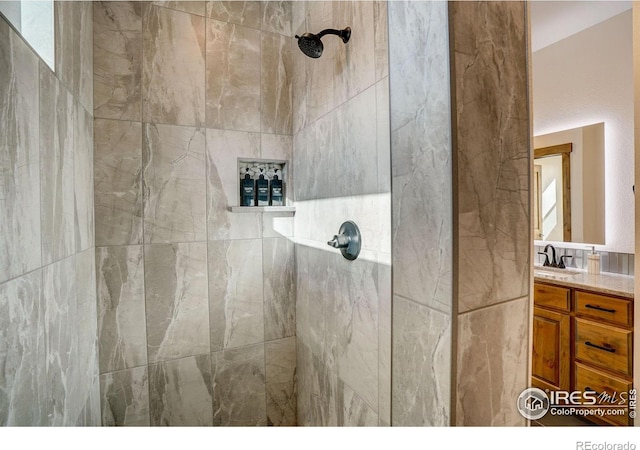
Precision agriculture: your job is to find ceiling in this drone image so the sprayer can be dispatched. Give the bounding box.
[530,1,632,52]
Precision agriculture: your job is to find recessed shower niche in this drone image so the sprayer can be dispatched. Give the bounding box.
[230,158,294,213]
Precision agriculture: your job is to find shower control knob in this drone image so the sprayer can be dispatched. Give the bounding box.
[327,234,350,249]
[326,221,361,261]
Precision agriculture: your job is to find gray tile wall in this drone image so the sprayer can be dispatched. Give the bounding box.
[292,1,391,427]
[389,1,532,426]
[0,2,99,426]
[94,1,296,426]
[389,0,452,426]
[449,1,530,425]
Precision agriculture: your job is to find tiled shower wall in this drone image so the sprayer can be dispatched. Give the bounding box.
[0,2,99,425]
[449,2,530,425]
[292,2,391,426]
[389,1,531,426]
[94,1,296,426]
[534,245,635,275]
[388,0,453,426]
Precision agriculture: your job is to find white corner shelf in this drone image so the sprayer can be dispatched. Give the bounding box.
[228,206,296,213]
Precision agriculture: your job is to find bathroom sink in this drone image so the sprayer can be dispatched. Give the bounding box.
[534,268,581,280]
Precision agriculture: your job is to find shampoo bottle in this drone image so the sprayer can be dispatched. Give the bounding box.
[257,168,269,206]
[270,169,283,206]
[587,246,601,274]
[240,168,255,207]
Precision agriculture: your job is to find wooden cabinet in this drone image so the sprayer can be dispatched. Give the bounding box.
[532,306,570,391]
[533,281,634,426]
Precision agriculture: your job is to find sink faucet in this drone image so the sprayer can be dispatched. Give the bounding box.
[538,244,573,269]
[538,244,558,268]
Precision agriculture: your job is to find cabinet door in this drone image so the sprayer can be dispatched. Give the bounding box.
[532,307,571,391]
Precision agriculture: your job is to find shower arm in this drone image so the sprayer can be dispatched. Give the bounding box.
[317,28,351,43]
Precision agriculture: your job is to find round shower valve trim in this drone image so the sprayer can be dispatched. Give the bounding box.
[327,221,361,261]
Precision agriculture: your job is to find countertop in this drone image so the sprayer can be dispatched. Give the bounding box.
[534,265,634,299]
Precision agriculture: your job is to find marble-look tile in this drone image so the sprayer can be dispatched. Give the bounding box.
[392,296,451,426]
[93,1,143,121]
[94,119,143,246]
[0,21,41,283]
[300,1,335,126]
[152,1,206,17]
[296,340,338,426]
[101,366,150,426]
[96,246,147,373]
[291,22,308,135]
[211,344,266,426]
[261,132,292,161]
[263,213,294,239]
[33,252,95,428]
[376,78,391,194]
[100,367,149,427]
[291,0,306,34]
[299,246,379,412]
[377,262,391,425]
[456,297,529,426]
[0,271,46,426]
[206,19,260,132]
[208,239,264,351]
[338,380,377,427]
[294,86,378,202]
[294,244,310,347]
[374,1,389,81]
[207,1,261,29]
[450,1,530,313]
[143,4,205,126]
[149,354,213,426]
[265,336,297,426]
[332,257,379,412]
[293,193,391,255]
[74,102,94,252]
[389,0,452,314]
[40,64,76,265]
[55,0,93,112]
[43,256,78,425]
[262,1,292,36]
[142,123,206,243]
[332,1,375,107]
[77,374,101,426]
[261,31,292,135]
[145,243,209,363]
[206,128,261,240]
[74,248,101,425]
[263,238,296,341]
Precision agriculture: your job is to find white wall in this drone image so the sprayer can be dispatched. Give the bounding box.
[533,10,633,253]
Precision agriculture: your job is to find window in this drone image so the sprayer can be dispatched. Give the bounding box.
[0,1,54,69]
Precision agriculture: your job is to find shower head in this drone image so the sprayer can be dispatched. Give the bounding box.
[295,27,351,59]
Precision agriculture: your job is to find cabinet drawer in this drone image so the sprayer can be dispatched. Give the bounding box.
[575,291,632,327]
[575,318,633,377]
[575,362,632,426]
[534,283,570,312]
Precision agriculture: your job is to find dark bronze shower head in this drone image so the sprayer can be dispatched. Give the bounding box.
[295,27,351,59]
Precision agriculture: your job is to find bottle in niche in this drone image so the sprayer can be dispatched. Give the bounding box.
[270,169,283,206]
[256,168,269,206]
[240,168,255,206]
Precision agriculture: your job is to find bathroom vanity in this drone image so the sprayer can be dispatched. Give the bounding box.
[533,268,634,426]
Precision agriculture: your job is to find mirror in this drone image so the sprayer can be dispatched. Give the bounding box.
[533,123,605,244]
